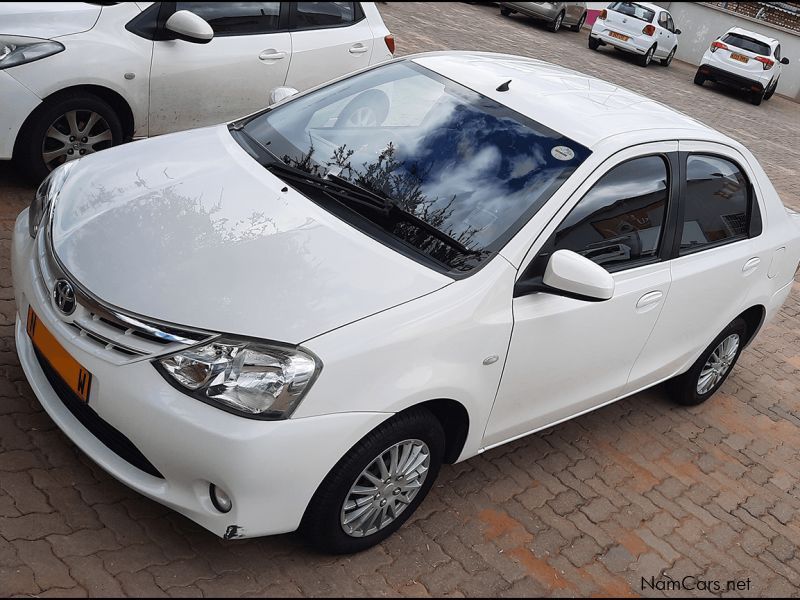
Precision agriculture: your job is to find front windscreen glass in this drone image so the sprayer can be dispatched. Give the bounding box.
[238,60,590,273]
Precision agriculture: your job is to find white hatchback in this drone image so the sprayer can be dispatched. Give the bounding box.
[695,27,790,105]
[12,52,800,553]
[0,1,394,180]
[589,1,680,67]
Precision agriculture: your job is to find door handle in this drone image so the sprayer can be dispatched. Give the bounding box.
[259,50,286,60]
[349,44,369,54]
[742,257,761,275]
[636,290,664,311]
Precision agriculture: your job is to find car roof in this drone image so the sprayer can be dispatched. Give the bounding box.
[724,27,778,47]
[410,52,721,150]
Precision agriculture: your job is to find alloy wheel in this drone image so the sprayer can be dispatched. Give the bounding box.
[697,334,740,395]
[42,110,113,171]
[340,439,431,538]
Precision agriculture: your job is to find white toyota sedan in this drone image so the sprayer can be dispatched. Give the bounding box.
[0,1,394,180]
[12,52,800,553]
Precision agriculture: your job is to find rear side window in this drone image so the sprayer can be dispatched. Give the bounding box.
[679,155,755,254]
[547,155,670,270]
[721,33,771,56]
[293,2,357,29]
[177,2,282,35]
[609,2,656,22]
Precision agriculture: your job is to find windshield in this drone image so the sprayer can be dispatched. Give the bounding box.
[238,61,590,274]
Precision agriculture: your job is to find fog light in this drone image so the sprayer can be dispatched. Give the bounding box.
[210,484,232,513]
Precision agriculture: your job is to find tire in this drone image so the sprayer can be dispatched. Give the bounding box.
[14,92,123,184]
[638,45,656,67]
[667,318,747,406]
[693,70,706,86]
[547,11,564,32]
[750,90,764,106]
[301,408,445,554]
[764,78,778,100]
[660,46,676,67]
[571,12,586,32]
[500,7,512,16]
[588,36,600,51]
[336,89,390,128]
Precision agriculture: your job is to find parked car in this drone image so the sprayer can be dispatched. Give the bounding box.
[695,27,790,105]
[589,1,680,67]
[0,1,395,181]
[500,2,587,32]
[13,52,800,554]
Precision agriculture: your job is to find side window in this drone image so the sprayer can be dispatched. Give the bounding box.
[775,44,782,60]
[176,2,282,36]
[658,12,669,29]
[680,155,754,254]
[293,2,357,29]
[548,155,670,270]
[666,14,675,32]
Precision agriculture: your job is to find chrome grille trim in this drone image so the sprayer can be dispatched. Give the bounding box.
[36,207,218,363]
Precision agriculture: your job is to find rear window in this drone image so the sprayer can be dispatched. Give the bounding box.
[609,2,655,22]
[721,33,771,56]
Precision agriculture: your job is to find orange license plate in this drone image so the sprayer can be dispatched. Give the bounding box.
[609,31,629,41]
[27,306,93,403]
[730,53,749,63]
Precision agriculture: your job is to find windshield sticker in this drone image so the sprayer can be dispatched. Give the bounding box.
[551,146,575,161]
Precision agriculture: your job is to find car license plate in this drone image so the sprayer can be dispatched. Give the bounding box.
[609,31,629,42]
[26,306,93,403]
[730,53,749,63]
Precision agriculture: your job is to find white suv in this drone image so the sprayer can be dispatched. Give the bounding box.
[589,2,680,68]
[695,27,790,106]
[0,2,394,180]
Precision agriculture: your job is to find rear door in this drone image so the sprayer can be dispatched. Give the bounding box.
[656,11,676,57]
[286,2,375,91]
[626,141,766,392]
[149,2,291,135]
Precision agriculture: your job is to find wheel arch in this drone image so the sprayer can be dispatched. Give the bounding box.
[14,84,136,157]
[398,399,470,464]
[738,304,767,347]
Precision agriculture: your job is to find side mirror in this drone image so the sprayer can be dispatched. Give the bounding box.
[542,250,615,301]
[781,57,790,65]
[165,10,214,44]
[675,28,681,35]
[269,86,299,106]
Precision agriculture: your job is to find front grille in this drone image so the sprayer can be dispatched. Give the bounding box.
[34,348,165,479]
[34,215,216,364]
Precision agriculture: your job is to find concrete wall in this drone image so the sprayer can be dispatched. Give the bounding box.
[656,2,800,100]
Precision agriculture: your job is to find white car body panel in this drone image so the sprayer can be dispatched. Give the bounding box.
[49,125,451,344]
[0,2,394,159]
[11,52,800,540]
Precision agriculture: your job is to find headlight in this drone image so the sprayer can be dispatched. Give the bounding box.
[155,338,321,419]
[0,36,64,70]
[29,161,76,238]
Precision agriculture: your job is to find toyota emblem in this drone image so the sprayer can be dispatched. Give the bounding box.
[53,279,77,315]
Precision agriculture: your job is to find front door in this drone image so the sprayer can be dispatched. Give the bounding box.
[149,2,291,136]
[484,145,678,447]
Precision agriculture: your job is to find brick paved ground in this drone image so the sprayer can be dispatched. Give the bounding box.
[1,2,800,597]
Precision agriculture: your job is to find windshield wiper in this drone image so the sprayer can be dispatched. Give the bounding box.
[325,174,479,256]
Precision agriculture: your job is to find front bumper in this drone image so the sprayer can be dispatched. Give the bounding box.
[590,23,651,55]
[11,210,391,538]
[0,71,42,160]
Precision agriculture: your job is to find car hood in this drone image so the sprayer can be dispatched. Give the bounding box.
[1,2,101,39]
[51,126,452,344]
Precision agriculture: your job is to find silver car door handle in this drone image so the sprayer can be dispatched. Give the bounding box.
[349,44,369,54]
[259,50,286,60]
[742,257,761,275]
[636,290,664,310]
